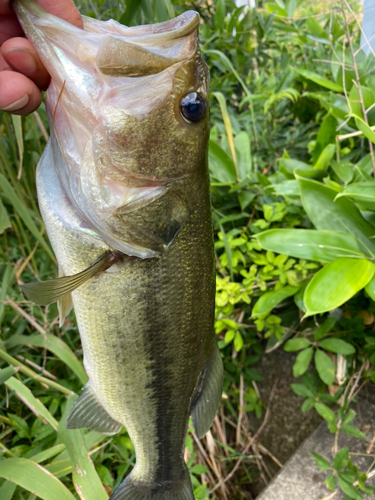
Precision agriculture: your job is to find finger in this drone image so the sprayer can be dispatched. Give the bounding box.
[0,70,41,115]
[2,37,50,89]
[29,0,83,28]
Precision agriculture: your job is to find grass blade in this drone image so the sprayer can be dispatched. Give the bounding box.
[0,458,77,500]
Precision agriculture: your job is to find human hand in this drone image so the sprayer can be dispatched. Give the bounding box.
[0,0,82,115]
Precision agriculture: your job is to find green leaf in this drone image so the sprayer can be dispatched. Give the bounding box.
[337,182,375,211]
[297,177,375,256]
[341,424,366,439]
[365,274,375,301]
[0,458,76,500]
[293,347,313,377]
[310,452,331,471]
[0,481,17,500]
[284,338,312,352]
[209,140,237,184]
[313,143,336,170]
[312,113,337,164]
[252,285,299,318]
[354,115,375,144]
[315,350,335,385]
[0,174,54,260]
[120,0,143,25]
[319,338,355,355]
[315,403,337,431]
[58,395,108,500]
[5,376,58,430]
[256,229,364,263]
[234,131,252,180]
[291,67,344,92]
[291,383,314,398]
[333,448,349,471]
[325,474,337,491]
[5,334,87,385]
[338,473,364,499]
[304,258,375,317]
[0,366,16,385]
[234,331,244,352]
[212,92,237,172]
[0,197,11,234]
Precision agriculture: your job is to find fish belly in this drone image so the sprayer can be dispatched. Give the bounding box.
[37,142,216,491]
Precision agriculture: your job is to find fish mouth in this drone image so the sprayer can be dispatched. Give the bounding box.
[13,0,200,77]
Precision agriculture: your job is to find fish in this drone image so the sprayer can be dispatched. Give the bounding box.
[14,1,223,499]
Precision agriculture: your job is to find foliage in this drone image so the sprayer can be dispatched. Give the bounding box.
[1,0,375,499]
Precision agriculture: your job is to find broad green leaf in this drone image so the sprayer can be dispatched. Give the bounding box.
[5,334,87,385]
[312,113,337,164]
[365,274,375,301]
[354,114,375,144]
[291,383,314,398]
[291,67,344,92]
[0,458,76,500]
[304,258,375,317]
[349,85,375,119]
[234,331,244,352]
[319,338,355,355]
[284,338,311,352]
[333,448,349,471]
[315,350,335,385]
[268,180,300,197]
[252,285,299,317]
[313,143,336,170]
[325,474,337,491]
[209,140,237,184]
[285,0,298,17]
[0,173,54,260]
[338,473,363,500]
[0,197,11,234]
[58,395,108,500]
[297,177,375,256]
[256,229,364,263]
[31,444,66,464]
[330,161,354,184]
[341,424,366,439]
[214,0,225,29]
[337,182,375,211]
[5,376,58,430]
[279,158,310,176]
[234,131,252,180]
[310,452,331,471]
[306,18,328,40]
[293,347,313,377]
[315,403,337,430]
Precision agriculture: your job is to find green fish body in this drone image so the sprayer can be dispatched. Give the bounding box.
[14,1,223,499]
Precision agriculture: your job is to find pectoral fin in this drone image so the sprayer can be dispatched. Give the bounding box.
[57,267,73,327]
[191,342,223,439]
[21,251,117,306]
[66,385,122,436]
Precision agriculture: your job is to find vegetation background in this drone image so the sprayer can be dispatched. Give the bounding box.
[1,0,375,499]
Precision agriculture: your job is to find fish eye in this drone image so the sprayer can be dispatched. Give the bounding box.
[180,92,206,123]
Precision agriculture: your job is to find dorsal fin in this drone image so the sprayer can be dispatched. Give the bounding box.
[21,251,117,306]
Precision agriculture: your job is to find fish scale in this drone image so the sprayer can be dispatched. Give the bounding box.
[15,1,223,498]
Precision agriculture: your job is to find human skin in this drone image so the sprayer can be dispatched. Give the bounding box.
[0,0,82,115]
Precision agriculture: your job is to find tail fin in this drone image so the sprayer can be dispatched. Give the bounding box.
[109,469,194,500]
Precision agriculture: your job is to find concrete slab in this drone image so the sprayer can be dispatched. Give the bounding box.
[256,398,375,500]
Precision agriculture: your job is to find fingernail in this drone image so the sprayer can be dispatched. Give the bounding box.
[4,48,38,75]
[1,94,30,112]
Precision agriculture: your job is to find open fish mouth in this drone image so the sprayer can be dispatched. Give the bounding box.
[13,0,208,259]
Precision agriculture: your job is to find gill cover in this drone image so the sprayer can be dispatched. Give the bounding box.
[14,0,205,258]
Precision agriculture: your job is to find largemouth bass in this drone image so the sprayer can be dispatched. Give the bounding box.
[14,1,223,499]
